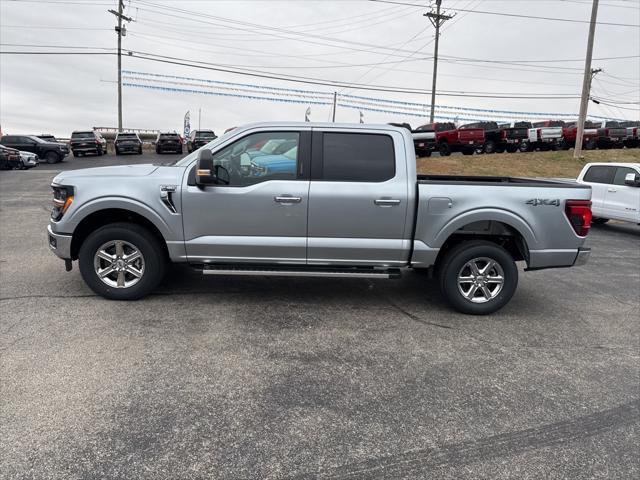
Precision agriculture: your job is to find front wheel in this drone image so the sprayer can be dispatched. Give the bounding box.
[438,142,451,157]
[78,222,166,300]
[438,240,518,315]
[483,140,496,154]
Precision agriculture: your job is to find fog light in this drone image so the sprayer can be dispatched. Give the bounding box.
[49,235,57,248]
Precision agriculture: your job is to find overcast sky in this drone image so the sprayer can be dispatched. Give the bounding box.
[1,0,638,137]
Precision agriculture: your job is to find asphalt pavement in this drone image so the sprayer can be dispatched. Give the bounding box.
[1,152,638,479]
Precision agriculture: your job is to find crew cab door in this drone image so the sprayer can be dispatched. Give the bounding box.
[604,166,640,222]
[181,129,311,264]
[307,129,411,266]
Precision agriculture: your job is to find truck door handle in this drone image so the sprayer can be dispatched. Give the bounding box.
[374,198,401,206]
[607,188,617,193]
[274,195,302,204]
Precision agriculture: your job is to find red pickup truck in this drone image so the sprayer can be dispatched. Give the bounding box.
[415,122,484,156]
[561,120,599,150]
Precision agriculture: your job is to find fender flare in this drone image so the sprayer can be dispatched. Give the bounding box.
[432,208,538,251]
[66,196,175,240]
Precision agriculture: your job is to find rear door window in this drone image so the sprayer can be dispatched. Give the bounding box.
[320,132,395,182]
[583,165,616,184]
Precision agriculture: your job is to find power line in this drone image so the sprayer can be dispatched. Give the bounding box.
[368,0,640,27]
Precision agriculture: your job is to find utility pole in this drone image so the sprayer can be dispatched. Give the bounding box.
[109,1,132,132]
[574,0,599,159]
[332,92,337,122]
[425,1,453,123]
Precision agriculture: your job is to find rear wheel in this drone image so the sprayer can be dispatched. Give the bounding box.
[45,151,60,164]
[78,222,166,300]
[585,139,596,150]
[138,146,143,155]
[506,145,518,153]
[461,147,474,155]
[484,140,496,154]
[438,142,451,157]
[437,240,518,315]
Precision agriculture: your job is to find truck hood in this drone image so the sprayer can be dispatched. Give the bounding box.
[53,164,159,184]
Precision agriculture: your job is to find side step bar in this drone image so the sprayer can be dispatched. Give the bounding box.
[202,265,402,279]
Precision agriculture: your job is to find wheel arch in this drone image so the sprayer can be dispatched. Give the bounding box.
[432,211,537,266]
[70,208,170,260]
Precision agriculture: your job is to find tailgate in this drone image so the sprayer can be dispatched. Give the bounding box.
[458,128,484,143]
[505,127,528,139]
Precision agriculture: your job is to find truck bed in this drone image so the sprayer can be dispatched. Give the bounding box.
[417,174,589,188]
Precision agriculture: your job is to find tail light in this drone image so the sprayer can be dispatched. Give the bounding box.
[604,128,609,137]
[501,130,507,139]
[565,200,592,237]
[537,129,542,141]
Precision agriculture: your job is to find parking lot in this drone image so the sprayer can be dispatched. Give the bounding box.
[1,153,639,479]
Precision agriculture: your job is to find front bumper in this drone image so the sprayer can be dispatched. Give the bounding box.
[47,224,72,260]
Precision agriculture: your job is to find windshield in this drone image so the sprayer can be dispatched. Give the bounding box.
[118,134,138,139]
[72,132,95,139]
[39,135,56,141]
[160,134,180,139]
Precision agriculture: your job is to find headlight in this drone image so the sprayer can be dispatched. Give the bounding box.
[51,185,74,220]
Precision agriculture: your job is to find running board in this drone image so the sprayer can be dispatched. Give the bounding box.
[202,265,401,279]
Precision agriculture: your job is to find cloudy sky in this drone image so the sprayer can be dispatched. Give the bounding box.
[1,0,638,137]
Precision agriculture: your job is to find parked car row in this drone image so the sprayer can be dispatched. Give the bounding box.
[398,119,640,157]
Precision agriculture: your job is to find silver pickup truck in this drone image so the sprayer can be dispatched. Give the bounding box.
[48,122,592,314]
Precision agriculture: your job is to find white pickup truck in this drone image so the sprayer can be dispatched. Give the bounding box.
[577,163,640,224]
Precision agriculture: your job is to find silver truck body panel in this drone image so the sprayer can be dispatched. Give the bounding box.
[49,122,591,273]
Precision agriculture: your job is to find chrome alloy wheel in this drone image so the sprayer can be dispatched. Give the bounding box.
[457,257,505,303]
[93,240,145,288]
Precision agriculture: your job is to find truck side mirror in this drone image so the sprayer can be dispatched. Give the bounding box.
[624,172,640,187]
[195,149,230,186]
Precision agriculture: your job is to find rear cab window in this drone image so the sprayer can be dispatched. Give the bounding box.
[316,132,395,182]
[72,132,95,139]
[583,165,616,184]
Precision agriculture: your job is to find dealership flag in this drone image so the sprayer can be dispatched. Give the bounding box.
[184,111,191,139]
[359,111,364,123]
[305,107,311,122]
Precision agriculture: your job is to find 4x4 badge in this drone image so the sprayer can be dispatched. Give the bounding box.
[526,198,560,206]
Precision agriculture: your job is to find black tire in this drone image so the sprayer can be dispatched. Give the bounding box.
[437,240,518,315]
[45,151,60,164]
[592,217,609,225]
[97,147,103,156]
[461,147,474,155]
[519,142,531,152]
[585,139,597,150]
[138,147,143,155]
[484,140,496,154]
[156,147,161,154]
[78,222,167,300]
[438,142,451,157]
[115,148,120,156]
[506,145,518,153]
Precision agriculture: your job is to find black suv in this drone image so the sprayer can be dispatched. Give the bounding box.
[114,132,143,155]
[187,130,216,153]
[70,131,107,157]
[0,134,66,164]
[155,132,183,154]
[37,134,70,156]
